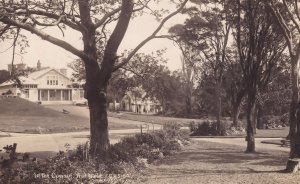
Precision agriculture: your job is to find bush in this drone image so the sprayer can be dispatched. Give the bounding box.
[109,123,189,163]
[190,121,232,136]
[263,114,289,129]
[0,144,145,184]
[1,124,189,183]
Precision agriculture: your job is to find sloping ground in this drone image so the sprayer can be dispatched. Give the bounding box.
[0,97,62,117]
[108,111,210,126]
[0,97,137,133]
[144,141,298,184]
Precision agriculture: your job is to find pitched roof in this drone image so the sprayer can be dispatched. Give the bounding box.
[0,76,38,87]
[28,68,69,80]
[28,68,52,79]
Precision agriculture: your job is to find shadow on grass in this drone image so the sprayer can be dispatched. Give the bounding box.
[153,140,288,176]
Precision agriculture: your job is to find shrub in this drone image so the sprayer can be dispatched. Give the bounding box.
[263,114,289,129]
[0,144,144,184]
[1,125,188,183]
[109,122,189,163]
[190,121,232,136]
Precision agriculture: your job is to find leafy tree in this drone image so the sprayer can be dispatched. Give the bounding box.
[267,0,300,170]
[235,0,286,152]
[222,61,246,126]
[68,59,86,82]
[123,51,187,115]
[0,0,188,154]
[106,69,134,106]
[0,70,10,84]
[169,0,233,132]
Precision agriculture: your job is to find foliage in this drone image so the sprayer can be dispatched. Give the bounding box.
[189,121,244,136]
[109,123,189,163]
[0,70,10,84]
[1,150,143,184]
[262,114,289,129]
[1,124,188,183]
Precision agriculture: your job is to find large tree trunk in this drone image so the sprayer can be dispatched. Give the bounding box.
[245,91,256,153]
[88,91,110,155]
[81,0,133,155]
[288,55,300,159]
[286,54,300,172]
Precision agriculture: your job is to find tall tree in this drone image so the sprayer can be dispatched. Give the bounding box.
[0,0,188,154]
[169,0,232,132]
[0,70,10,84]
[235,0,286,152]
[267,0,300,172]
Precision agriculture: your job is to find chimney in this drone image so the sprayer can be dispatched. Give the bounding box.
[37,60,41,70]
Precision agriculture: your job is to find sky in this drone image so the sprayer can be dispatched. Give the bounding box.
[0,1,188,74]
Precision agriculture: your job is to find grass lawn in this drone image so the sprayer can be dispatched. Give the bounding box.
[109,111,289,138]
[108,111,209,126]
[0,97,137,133]
[145,140,295,184]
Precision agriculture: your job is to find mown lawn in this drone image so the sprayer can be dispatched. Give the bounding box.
[108,111,208,126]
[0,97,137,133]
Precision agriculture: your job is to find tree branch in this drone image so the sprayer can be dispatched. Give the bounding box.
[0,17,87,60]
[5,8,81,31]
[11,28,20,76]
[113,0,188,71]
[267,1,293,56]
[283,0,300,33]
[94,7,121,29]
[29,14,66,27]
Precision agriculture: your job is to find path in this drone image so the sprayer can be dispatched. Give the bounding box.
[0,127,162,154]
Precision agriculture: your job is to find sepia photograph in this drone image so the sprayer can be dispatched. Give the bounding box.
[0,0,299,183]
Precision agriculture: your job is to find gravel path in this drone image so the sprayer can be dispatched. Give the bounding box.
[144,140,298,184]
[0,126,163,154]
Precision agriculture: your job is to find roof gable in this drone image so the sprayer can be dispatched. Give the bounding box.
[29,68,69,80]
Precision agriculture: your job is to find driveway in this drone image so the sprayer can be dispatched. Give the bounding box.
[0,128,156,156]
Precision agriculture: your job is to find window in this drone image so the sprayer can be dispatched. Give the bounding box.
[80,90,84,98]
[47,75,59,86]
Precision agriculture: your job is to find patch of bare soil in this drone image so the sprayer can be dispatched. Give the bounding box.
[143,141,300,184]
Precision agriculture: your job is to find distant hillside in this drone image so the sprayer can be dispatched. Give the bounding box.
[0,97,63,117]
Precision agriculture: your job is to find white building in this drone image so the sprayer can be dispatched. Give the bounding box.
[0,62,85,105]
[117,91,163,114]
